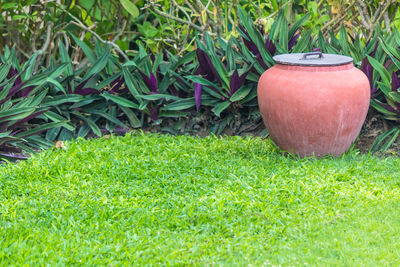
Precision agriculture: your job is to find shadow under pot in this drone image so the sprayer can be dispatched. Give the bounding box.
[257,52,370,157]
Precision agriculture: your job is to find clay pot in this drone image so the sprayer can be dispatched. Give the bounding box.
[257,52,370,157]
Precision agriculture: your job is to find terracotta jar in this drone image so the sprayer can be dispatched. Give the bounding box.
[257,52,370,157]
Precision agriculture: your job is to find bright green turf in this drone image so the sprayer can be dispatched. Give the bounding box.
[0,132,400,265]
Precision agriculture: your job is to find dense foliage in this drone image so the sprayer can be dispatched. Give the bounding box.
[1,1,400,157]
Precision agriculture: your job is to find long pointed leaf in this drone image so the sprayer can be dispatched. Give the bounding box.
[102,92,139,108]
[14,121,69,138]
[70,33,96,63]
[213,101,230,117]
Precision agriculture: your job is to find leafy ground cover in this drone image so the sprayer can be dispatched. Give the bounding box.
[0,133,400,265]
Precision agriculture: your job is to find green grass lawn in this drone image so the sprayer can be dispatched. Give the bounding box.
[1,133,400,265]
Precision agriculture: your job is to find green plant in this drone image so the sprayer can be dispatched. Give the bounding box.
[41,39,137,141]
[0,48,68,158]
[238,9,312,75]
[367,31,400,152]
[189,34,255,118]
[120,45,198,125]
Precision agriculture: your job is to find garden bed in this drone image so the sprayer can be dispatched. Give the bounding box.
[142,108,399,157]
[1,4,400,158]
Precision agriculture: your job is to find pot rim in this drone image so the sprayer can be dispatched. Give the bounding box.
[273,52,353,67]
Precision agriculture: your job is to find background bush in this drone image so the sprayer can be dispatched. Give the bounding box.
[2,1,399,59]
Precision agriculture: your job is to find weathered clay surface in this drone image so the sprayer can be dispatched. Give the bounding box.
[257,63,370,157]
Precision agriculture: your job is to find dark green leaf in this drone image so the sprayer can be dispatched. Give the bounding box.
[378,37,400,70]
[339,26,350,56]
[102,92,138,108]
[288,13,310,38]
[42,95,84,107]
[59,39,73,76]
[368,56,390,85]
[230,86,252,102]
[22,52,39,80]
[0,107,34,120]
[0,63,11,82]
[292,30,312,53]
[213,101,230,116]
[389,92,400,103]
[46,126,61,141]
[83,45,110,80]
[381,128,400,151]
[370,99,397,116]
[123,68,141,98]
[372,127,399,152]
[89,110,126,128]
[120,106,141,128]
[14,121,69,138]
[186,75,218,90]
[44,111,75,131]
[163,98,195,111]
[138,94,180,101]
[70,33,96,63]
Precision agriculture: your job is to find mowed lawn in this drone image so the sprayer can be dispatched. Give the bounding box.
[0,133,400,265]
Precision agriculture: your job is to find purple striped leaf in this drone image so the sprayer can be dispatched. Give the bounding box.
[0,82,25,105]
[361,57,373,89]
[371,42,378,57]
[243,37,260,56]
[238,25,251,40]
[0,153,28,160]
[110,76,122,89]
[238,25,271,70]
[377,101,398,113]
[8,110,48,129]
[74,88,99,96]
[392,72,400,92]
[75,76,94,92]
[238,25,260,56]
[229,70,240,95]
[265,36,276,56]
[195,48,221,85]
[67,79,72,94]
[288,33,300,51]
[148,105,159,120]
[256,55,269,70]
[6,66,17,77]
[385,59,393,70]
[109,77,125,93]
[20,85,35,97]
[371,87,378,98]
[168,85,180,97]
[114,126,130,134]
[229,69,251,96]
[139,71,158,93]
[195,83,202,111]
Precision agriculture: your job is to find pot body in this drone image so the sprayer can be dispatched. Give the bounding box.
[257,63,370,157]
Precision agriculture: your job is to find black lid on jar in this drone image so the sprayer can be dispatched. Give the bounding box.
[273,52,353,66]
